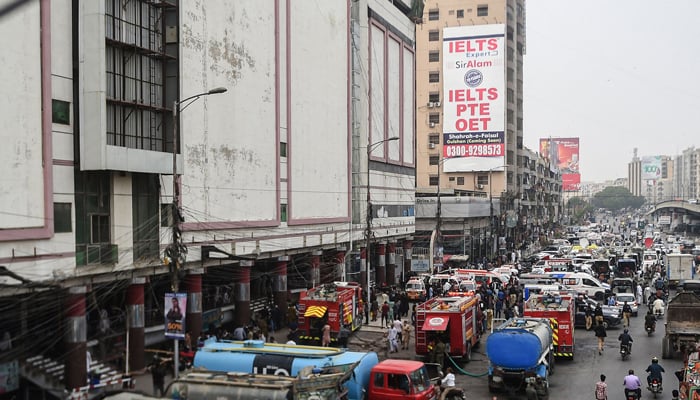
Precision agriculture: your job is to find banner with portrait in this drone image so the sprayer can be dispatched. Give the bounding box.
[164,292,187,339]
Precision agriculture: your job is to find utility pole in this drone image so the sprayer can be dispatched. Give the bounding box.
[166,87,226,378]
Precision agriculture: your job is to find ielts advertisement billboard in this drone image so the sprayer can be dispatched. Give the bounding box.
[441,25,505,173]
[539,137,580,191]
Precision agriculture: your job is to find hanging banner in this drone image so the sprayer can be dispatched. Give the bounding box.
[442,24,506,172]
[165,292,187,339]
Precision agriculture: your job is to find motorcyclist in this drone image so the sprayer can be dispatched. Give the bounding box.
[618,328,633,354]
[623,369,642,398]
[653,297,665,317]
[646,357,665,388]
[644,310,656,331]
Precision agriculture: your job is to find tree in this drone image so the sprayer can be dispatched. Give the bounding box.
[567,196,593,225]
[591,186,645,211]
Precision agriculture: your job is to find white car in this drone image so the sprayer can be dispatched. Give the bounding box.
[614,293,639,316]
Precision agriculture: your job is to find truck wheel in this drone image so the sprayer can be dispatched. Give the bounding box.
[662,337,671,359]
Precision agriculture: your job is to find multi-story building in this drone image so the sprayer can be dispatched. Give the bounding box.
[674,147,700,201]
[414,0,528,257]
[628,150,674,203]
[0,0,415,395]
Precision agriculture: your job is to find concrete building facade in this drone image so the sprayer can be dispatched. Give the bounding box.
[0,1,415,395]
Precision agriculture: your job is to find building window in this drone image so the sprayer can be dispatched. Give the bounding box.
[456,9,464,18]
[429,113,440,124]
[507,88,515,103]
[54,203,72,233]
[477,175,489,186]
[280,142,287,157]
[517,117,523,130]
[457,177,465,185]
[52,100,70,125]
[429,93,440,103]
[281,203,287,222]
[429,72,440,83]
[507,67,514,82]
[449,177,455,182]
[429,134,440,145]
[428,9,439,20]
[91,214,110,244]
[508,46,514,60]
[477,5,488,16]
[507,109,514,124]
[428,30,439,41]
[160,203,173,227]
[428,51,440,62]
[429,176,439,186]
[517,98,523,111]
[429,155,439,165]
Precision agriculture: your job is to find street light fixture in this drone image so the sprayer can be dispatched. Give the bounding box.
[167,86,226,377]
[365,136,399,309]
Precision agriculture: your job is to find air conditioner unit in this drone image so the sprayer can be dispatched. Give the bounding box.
[477,184,485,190]
[429,143,436,149]
[429,122,436,128]
[428,102,435,108]
[435,101,441,107]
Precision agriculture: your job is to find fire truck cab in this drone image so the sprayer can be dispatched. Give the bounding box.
[414,296,483,361]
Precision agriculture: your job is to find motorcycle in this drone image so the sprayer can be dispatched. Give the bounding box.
[620,343,631,360]
[439,386,466,400]
[625,388,640,400]
[645,321,655,336]
[648,378,662,399]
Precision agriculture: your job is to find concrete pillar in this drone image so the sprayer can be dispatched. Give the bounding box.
[126,278,146,372]
[235,261,253,327]
[403,240,413,284]
[310,250,322,287]
[376,243,386,288]
[335,251,346,283]
[387,242,397,286]
[274,256,289,312]
[184,269,203,342]
[64,286,87,391]
[360,247,367,295]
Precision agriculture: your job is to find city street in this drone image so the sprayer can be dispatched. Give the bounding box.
[348,302,685,400]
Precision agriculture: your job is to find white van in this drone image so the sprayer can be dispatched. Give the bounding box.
[546,272,610,300]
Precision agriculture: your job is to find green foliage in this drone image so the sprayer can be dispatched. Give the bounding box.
[567,196,593,224]
[590,186,645,211]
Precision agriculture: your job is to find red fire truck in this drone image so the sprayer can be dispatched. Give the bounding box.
[415,296,483,361]
[523,291,576,359]
[297,282,363,345]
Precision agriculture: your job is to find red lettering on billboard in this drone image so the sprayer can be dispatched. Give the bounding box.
[448,88,498,102]
[448,38,499,53]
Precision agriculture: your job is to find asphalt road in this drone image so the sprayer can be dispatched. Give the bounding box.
[354,302,685,400]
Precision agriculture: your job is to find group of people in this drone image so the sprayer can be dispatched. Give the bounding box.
[594,357,666,399]
[385,318,413,353]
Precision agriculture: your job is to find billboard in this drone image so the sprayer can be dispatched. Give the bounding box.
[641,156,663,180]
[442,24,506,172]
[539,137,580,191]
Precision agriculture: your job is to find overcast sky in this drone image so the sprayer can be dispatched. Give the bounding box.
[523,0,700,183]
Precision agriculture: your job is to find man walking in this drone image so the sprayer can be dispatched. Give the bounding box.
[595,374,608,400]
[594,323,607,355]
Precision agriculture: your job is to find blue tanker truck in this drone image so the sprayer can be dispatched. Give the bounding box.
[486,317,553,399]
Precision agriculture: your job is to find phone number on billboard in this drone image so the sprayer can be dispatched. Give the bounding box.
[445,144,504,157]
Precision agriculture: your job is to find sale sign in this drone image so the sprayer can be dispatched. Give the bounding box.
[442,25,506,171]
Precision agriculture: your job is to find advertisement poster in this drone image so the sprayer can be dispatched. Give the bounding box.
[442,24,506,172]
[539,137,580,191]
[164,292,187,339]
[641,156,663,180]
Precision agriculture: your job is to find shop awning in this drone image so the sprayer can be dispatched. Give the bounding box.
[421,316,449,331]
[304,305,328,318]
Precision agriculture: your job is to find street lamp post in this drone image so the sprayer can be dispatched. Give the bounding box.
[365,136,399,308]
[167,86,226,377]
